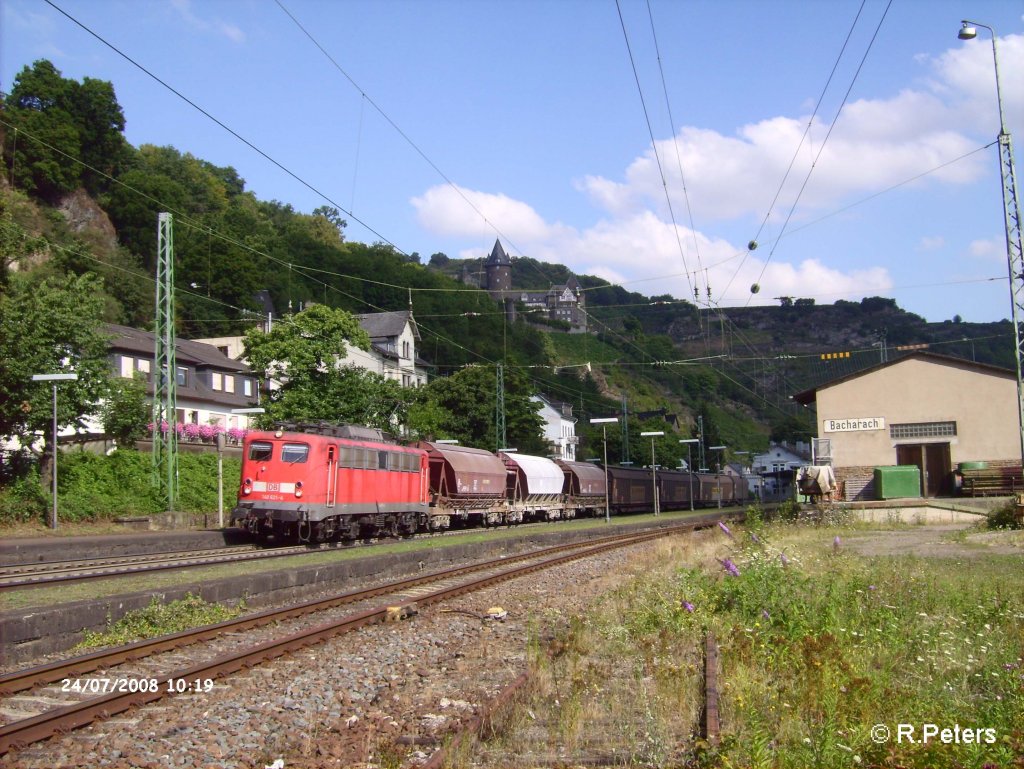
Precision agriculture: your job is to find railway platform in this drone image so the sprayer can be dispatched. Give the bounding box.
[0,528,254,568]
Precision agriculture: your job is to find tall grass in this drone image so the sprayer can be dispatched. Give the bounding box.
[509,523,1024,768]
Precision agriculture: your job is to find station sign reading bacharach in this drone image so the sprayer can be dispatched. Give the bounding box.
[823,417,885,433]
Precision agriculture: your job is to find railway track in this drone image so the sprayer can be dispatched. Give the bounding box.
[0,516,730,757]
[0,517,572,589]
[0,543,318,589]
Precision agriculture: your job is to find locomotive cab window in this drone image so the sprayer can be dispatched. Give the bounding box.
[281,443,309,464]
[249,442,273,461]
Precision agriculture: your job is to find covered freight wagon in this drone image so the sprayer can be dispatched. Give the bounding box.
[557,459,607,517]
[418,442,510,527]
[657,468,699,510]
[605,464,654,513]
[501,452,567,520]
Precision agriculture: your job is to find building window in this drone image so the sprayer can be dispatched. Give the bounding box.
[176,366,188,387]
[243,379,253,397]
[224,374,235,393]
[211,372,223,391]
[120,356,134,378]
[890,421,957,439]
[137,359,151,381]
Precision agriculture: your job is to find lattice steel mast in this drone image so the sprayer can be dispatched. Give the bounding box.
[495,363,506,452]
[959,20,1024,468]
[153,213,178,511]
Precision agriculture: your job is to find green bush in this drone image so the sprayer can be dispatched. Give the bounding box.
[0,470,48,523]
[0,448,243,524]
[987,499,1023,530]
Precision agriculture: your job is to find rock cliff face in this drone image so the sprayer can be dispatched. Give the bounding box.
[58,188,119,252]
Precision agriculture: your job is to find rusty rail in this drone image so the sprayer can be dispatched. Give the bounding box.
[2,523,714,756]
[704,631,720,746]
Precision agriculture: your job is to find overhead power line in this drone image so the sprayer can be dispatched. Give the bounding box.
[42,0,403,253]
[614,0,696,302]
[741,0,895,303]
[273,0,563,292]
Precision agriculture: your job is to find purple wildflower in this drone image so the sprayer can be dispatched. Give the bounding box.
[718,558,741,577]
[718,521,736,540]
[750,532,761,545]
[761,609,771,621]
[682,600,695,613]
[780,552,790,567]
[833,535,842,552]
[868,585,876,591]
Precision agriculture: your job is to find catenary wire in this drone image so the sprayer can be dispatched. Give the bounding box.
[42,0,403,253]
[742,0,895,302]
[719,0,870,301]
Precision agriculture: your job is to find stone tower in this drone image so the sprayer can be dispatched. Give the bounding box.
[485,239,512,294]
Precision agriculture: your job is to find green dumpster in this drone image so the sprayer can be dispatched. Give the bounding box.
[874,465,921,500]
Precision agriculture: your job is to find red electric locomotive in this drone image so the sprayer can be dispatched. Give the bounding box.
[232,423,428,542]
[233,422,752,542]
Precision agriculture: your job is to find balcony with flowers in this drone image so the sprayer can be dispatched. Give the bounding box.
[148,421,248,446]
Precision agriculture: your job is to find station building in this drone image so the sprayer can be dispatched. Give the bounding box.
[792,352,1019,500]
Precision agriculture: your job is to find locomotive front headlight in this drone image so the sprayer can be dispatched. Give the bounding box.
[295,480,303,498]
[243,477,253,495]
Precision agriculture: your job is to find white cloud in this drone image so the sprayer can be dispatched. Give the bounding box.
[930,34,1024,135]
[574,36,1023,228]
[968,238,1003,261]
[411,185,555,241]
[169,0,246,43]
[219,23,246,44]
[413,191,891,308]
[408,35,1024,314]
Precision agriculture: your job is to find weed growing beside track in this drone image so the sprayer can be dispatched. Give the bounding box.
[73,593,245,651]
[506,517,1024,768]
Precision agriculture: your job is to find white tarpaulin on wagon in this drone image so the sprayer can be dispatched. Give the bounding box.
[502,452,564,495]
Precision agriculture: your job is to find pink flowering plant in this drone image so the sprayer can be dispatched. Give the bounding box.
[148,422,248,444]
[584,513,1024,768]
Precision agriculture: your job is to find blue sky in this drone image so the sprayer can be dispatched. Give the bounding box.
[3,0,1023,323]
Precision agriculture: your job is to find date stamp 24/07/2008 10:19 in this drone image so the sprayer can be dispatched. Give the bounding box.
[60,678,215,695]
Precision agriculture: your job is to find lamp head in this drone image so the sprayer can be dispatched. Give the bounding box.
[958,22,977,40]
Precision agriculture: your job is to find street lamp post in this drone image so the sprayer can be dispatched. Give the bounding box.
[226,407,265,528]
[31,373,78,530]
[590,417,618,523]
[709,445,727,508]
[640,431,664,515]
[679,439,699,511]
[958,20,1024,470]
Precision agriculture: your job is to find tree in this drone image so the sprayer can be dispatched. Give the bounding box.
[242,304,372,422]
[422,365,545,453]
[312,206,347,238]
[0,272,112,489]
[428,252,450,267]
[101,373,149,447]
[4,60,129,200]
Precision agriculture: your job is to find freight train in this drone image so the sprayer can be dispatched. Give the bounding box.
[231,423,748,542]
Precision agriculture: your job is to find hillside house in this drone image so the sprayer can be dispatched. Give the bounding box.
[532,395,578,460]
[195,310,430,391]
[463,240,588,333]
[105,324,261,432]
